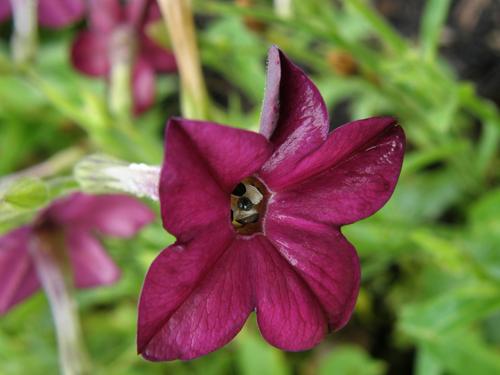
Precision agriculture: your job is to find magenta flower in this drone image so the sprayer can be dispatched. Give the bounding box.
[0,193,154,314]
[137,47,405,360]
[0,0,85,28]
[70,0,177,115]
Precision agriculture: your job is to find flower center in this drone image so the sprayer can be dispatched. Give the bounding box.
[230,176,268,235]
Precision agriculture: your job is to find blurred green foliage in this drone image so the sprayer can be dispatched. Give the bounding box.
[1,0,499,374]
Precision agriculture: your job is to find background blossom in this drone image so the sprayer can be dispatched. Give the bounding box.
[0,0,85,28]
[71,0,177,114]
[0,193,154,314]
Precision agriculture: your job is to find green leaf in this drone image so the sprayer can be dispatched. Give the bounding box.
[402,141,468,175]
[420,0,452,61]
[3,177,49,209]
[469,188,500,237]
[410,229,468,274]
[421,329,500,375]
[379,169,466,224]
[344,0,407,54]
[318,345,385,375]
[235,324,290,375]
[476,121,499,174]
[201,17,266,101]
[400,284,500,336]
[415,346,442,375]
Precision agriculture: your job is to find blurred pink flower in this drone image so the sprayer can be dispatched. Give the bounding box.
[137,47,406,360]
[0,193,154,315]
[0,0,85,28]
[71,0,177,115]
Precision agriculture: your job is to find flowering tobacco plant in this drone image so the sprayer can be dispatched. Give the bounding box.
[0,193,154,314]
[0,0,85,28]
[71,0,177,114]
[137,47,405,360]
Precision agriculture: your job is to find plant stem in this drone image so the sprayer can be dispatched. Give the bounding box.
[0,146,86,190]
[157,0,211,119]
[30,229,91,375]
[274,0,292,18]
[10,0,38,65]
[108,26,134,119]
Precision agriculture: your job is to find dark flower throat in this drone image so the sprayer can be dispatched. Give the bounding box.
[230,177,268,235]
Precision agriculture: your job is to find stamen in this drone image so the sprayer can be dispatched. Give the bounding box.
[245,184,263,205]
[236,213,259,225]
[237,197,253,211]
[232,183,246,197]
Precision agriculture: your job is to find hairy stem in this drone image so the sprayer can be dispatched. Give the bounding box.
[30,229,91,375]
[74,154,160,200]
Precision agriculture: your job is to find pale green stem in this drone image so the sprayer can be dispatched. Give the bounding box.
[274,0,292,19]
[108,26,134,119]
[30,231,91,375]
[157,0,211,119]
[10,0,38,65]
[0,147,85,190]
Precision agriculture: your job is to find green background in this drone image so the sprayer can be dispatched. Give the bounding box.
[1,0,499,374]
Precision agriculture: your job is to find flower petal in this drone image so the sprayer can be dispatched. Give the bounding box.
[265,217,360,330]
[258,47,329,185]
[135,1,174,72]
[0,227,40,315]
[160,118,272,239]
[266,118,405,224]
[67,229,120,288]
[71,31,110,76]
[250,235,327,350]
[88,0,122,32]
[139,34,177,72]
[138,225,252,360]
[125,0,149,26]
[83,194,155,237]
[80,194,155,237]
[44,193,154,237]
[0,0,11,22]
[132,58,156,115]
[38,0,85,28]
[143,0,162,23]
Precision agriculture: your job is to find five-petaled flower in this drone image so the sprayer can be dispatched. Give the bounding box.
[0,0,85,28]
[71,0,177,115]
[0,193,154,315]
[137,46,406,360]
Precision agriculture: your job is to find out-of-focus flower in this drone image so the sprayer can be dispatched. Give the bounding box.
[0,0,85,28]
[71,0,177,115]
[235,0,267,33]
[0,193,154,314]
[327,50,359,76]
[137,46,405,360]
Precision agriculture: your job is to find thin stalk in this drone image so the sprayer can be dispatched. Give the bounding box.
[0,146,86,190]
[344,0,407,55]
[157,0,211,119]
[274,0,292,18]
[30,229,91,375]
[10,0,38,65]
[108,26,134,120]
[22,69,161,163]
